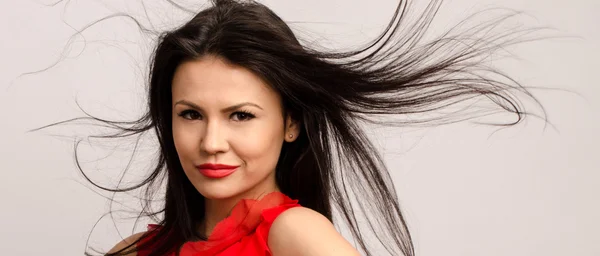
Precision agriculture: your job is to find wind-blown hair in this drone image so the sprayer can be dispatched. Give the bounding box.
[33,0,547,255]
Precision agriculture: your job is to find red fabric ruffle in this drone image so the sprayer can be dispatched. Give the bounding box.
[138,191,300,256]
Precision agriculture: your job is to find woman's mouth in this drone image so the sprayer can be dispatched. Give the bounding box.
[196,163,239,178]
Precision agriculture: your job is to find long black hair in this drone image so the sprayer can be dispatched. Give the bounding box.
[32,0,548,255]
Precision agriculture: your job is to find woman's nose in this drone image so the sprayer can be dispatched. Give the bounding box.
[200,120,229,155]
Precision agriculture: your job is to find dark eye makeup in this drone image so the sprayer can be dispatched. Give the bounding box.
[176,109,256,121]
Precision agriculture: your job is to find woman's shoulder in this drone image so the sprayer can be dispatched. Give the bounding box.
[107,232,147,256]
[268,207,360,256]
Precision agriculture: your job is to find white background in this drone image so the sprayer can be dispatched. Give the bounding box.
[1,0,598,255]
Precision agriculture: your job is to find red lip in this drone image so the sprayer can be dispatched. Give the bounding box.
[196,163,239,178]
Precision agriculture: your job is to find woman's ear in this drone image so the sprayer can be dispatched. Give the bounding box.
[284,114,300,142]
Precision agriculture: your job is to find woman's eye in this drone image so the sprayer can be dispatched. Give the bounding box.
[178,110,202,120]
[231,111,255,121]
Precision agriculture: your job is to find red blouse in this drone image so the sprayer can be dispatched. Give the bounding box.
[137,192,300,256]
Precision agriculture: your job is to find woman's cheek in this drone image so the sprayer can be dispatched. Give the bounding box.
[174,123,202,161]
[233,121,283,164]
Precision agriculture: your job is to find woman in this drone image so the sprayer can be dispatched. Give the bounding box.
[56,0,545,255]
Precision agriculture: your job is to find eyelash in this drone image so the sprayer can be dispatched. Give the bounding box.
[177,109,256,122]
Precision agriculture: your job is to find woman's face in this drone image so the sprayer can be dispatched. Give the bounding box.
[171,55,299,201]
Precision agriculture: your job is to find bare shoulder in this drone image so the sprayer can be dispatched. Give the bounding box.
[268,207,360,256]
[107,232,146,256]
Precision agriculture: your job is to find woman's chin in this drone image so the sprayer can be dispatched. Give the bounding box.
[195,182,244,201]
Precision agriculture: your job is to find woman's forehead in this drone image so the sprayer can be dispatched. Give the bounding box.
[171,56,281,108]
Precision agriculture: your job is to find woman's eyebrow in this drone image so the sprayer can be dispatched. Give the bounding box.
[222,102,263,112]
[174,100,263,112]
[174,100,203,110]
